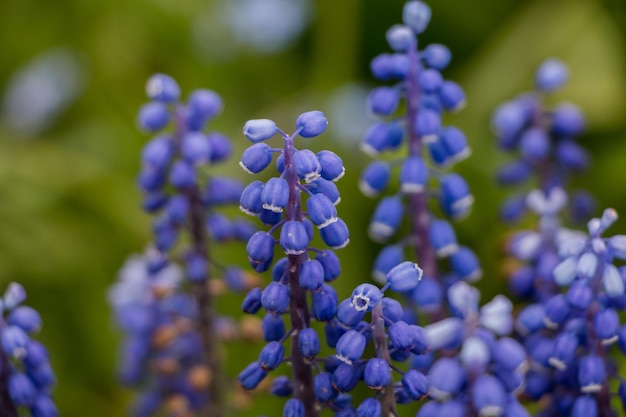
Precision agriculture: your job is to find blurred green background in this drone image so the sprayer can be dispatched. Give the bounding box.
[0,0,625,416]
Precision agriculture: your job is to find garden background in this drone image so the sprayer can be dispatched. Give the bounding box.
[0,0,625,415]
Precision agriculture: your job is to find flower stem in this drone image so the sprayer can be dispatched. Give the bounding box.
[372,303,397,417]
[284,138,317,417]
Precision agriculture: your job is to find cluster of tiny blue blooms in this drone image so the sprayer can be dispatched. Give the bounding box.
[116,74,258,416]
[512,208,626,416]
[109,255,212,416]
[360,0,480,318]
[0,282,58,417]
[492,59,594,226]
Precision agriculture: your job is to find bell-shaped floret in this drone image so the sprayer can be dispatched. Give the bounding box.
[373,245,404,283]
[519,127,549,161]
[240,143,273,174]
[359,161,391,198]
[298,328,321,359]
[402,0,431,34]
[317,150,345,182]
[146,74,180,102]
[181,132,212,165]
[429,219,458,257]
[578,354,605,394]
[138,102,170,132]
[369,196,404,242]
[535,59,568,92]
[472,375,507,417]
[350,284,382,312]
[293,149,322,183]
[439,173,473,219]
[262,282,290,315]
[243,119,277,143]
[336,330,367,364]
[261,177,289,213]
[368,87,400,116]
[308,178,341,205]
[311,284,338,322]
[315,250,341,282]
[551,103,585,136]
[238,361,267,390]
[259,341,285,371]
[438,81,466,112]
[296,111,328,138]
[399,156,428,194]
[386,261,423,292]
[306,193,338,229]
[246,232,275,272]
[320,218,349,249]
[440,126,470,163]
[299,259,324,291]
[337,299,366,327]
[279,221,310,255]
[364,358,391,390]
[427,358,464,400]
[450,246,482,281]
[361,122,404,156]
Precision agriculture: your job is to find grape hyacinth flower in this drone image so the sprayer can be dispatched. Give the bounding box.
[131,74,259,416]
[238,111,353,417]
[418,281,527,417]
[512,208,626,415]
[361,0,479,315]
[493,59,593,226]
[0,282,58,417]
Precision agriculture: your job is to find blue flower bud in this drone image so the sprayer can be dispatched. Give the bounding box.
[332,362,361,393]
[320,218,349,249]
[185,253,207,282]
[246,232,275,272]
[283,398,305,417]
[388,321,418,351]
[9,372,37,406]
[369,196,404,242]
[450,246,481,281]
[337,299,365,327]
[594,308,619,345]
[603,263,624,297]
[565,281,593,310]
[422,43,451,70]
[206,132,232,163]
[535,59,568,92]
[203,177,243,206]
[262,282,290,315]
[480,295,513,335]
[556,141,588,171]
[312,284,338,321]
[308,178,341,205]
[315,372,338,402]
[315,250,341,282]
[29,362,56,388]
[181,132,212,165]
[428,219,457,257]
[306,194,337,230]
[137,169,166,193]
[152,218,178,251]
[240,143,273,174]
[371,53,409,81]
[368,87,400,116]
[142,135,174,170]
[299,259,324,291]
[169,161,196,189]
[578,354,605,394]
[261,177,289,213]
[551,103,585,136]
[293,149,322,183]
[164,195,189,226]
[492,337,526,372]
[357,398,381,417]
[497,161,531,186]
[271,376,293,397]
[399,156,428,194]
[23,341,49,369]
[386,24,414,51]
[8,306,41,334]
[2,325,29,358]
[240,181,265,215]
[492,99,531,144]
[242,288,263,314]
[361,122,404,156]
[364,358,391,389]
[262,313,285,341]
[298,327,320,359]
[186,89,222,129]
[30,394,58,417]
[243,119,277,142]
[459,336,490,368]
[231,219,257,243]
[571,395,597,417]
[427,358,464,399]
[519,127,549,160]
[296,111,328,138]
[386,261,423,292]
[400,370,427,400]
[402,1,431,33]
[336,330,366,364]
[472,375,507,417]
[238,361,267,390]
[425,317,463,350]
[549,332,578,370]
[312,152,345,184]
[279,221,310,255]
[372,245,404,283]
[415,109,441,142]
[258,341,285,371]
[138,102,170,132]
[410,276,441,312]
[439,81,466,111]
[359,161,391,198]
[553,256,577,286]
[440,174,473,219]
[146,74,179,102]
[440,126,470,163]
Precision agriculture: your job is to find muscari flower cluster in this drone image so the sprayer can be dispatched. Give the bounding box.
[416,281,530,417]
[513,208,626,417]
[492,59,594,226]
[360,0,480,314]
[117,74,258,416]
[0,282,57,417]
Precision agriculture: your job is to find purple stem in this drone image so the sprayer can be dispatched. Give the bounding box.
[372,303,397,417]
[174,110,225,417]
[283,137,317,417]
[405,40,438,281]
